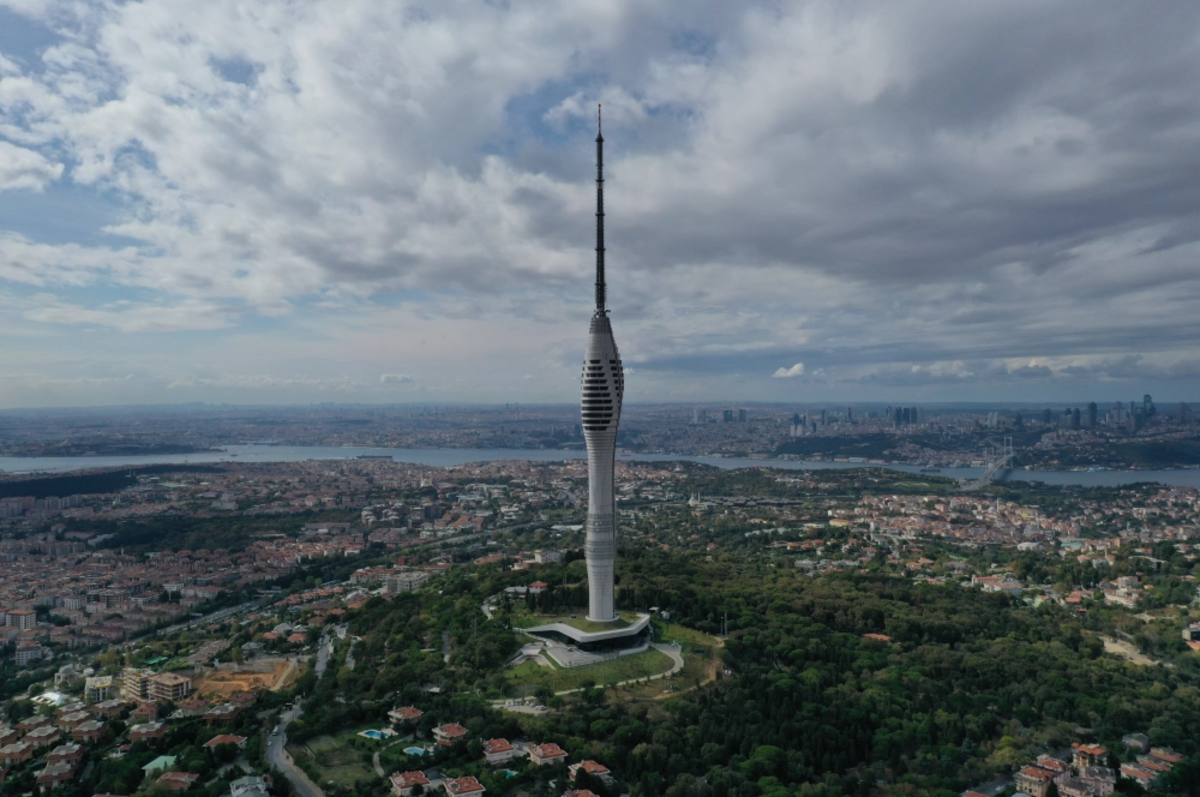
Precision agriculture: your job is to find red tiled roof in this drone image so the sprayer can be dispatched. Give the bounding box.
[1017,766,1054,782]
[445,777,485,796]
[391,771,429,789]
[531,743,567,760]
[203,735,246,748]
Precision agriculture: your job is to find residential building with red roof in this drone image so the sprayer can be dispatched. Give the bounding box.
[529,743,568,766]
[432,723,468,745]
[1149,747,1183,765]
[1071,742,1107,769]
[388,706,423,725]
[443,777,485,797]
[569,761,612,784]
[158,772,200,791]
[204,735,248,750]
[482,738,520,765]
[1014,765,1056,797]
[1119,764,1155,789]
[389,771,429,797]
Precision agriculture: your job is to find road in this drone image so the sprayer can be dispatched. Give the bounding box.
[266,701,324,797]
[152,597,263,638]
[315,634,334,677]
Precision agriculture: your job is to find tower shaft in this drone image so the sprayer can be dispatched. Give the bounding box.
[581,108,623,623]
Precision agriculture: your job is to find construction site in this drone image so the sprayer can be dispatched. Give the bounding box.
[192,658,298,699]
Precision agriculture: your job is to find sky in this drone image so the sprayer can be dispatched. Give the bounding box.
[1,1,1200,408]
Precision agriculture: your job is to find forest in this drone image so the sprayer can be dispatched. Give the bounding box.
[0,464,221,501]
[298,546,1200,797]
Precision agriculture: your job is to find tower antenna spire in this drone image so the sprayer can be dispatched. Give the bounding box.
[595,104,606,313]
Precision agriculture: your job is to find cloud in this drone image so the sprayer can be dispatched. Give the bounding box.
[166,375,368,391]
[0,1,1200,403]
[379,373,415,385]
[0,141,63,191]
[772,362,805,378]
[1009,364,1053,379]
[24,295,238,332]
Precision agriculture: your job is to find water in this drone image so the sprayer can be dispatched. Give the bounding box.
[1,444,1198,488]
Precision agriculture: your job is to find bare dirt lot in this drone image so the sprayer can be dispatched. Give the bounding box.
[194,659,295,699]
[1098,634,1158,667]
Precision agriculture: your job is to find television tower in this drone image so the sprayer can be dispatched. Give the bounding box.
[581,106,624,622]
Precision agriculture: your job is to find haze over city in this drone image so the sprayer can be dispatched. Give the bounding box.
[2,1,1200,408]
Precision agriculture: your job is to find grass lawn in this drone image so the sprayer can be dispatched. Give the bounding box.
[290,735,376,787]
[505,647,672,692]
[654,621,716,648]
[612,623,722,702]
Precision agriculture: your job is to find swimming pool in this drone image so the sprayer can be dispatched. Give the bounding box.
[404,746,428,756]
[358,729,394,740]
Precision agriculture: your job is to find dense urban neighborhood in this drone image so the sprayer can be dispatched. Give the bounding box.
[0,449,1195,797]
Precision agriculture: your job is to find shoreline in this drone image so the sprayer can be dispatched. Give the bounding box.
[1,445,1199,488]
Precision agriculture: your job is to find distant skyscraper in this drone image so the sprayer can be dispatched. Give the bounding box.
[581,110,624,623]
[738,408,747,423]
[723,409,734,423]
[1087,402,1098,428]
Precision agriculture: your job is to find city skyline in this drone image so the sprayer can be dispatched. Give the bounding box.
[3,2,1200,407]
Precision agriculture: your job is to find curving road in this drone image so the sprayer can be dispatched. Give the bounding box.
[266,702,324,797]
